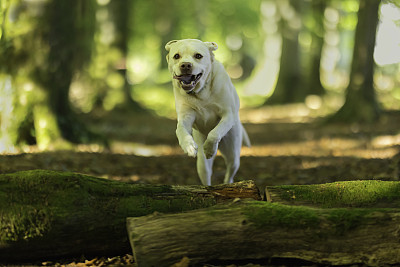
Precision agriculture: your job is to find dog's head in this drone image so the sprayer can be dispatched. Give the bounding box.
[165,39,218,94]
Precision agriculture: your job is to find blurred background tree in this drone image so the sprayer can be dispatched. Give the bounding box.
[1,0,400,152]
[0,0,99,151]
[331,0,382,122]
[305,0,327,98]
[39,0,98,143]
[264,0,304,104]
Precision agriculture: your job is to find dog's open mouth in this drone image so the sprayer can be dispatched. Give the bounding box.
[173,73,203,91]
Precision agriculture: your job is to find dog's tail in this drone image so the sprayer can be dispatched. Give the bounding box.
[241,124,251,147]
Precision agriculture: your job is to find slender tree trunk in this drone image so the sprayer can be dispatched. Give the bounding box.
[157,0,179,70]
[111,0,146,112]
[306,0,326,97]
[330,0,381,123]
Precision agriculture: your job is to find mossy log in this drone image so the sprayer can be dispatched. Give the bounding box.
[265,180,400,208]
[128,180,400,266]
[0,170,260,262]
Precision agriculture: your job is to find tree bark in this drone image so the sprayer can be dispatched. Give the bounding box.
[110,0,147,113]
[40,0,99,144]
[306,0,326,97]
[265,0,303,104]
[0,170,260,262]
[128,180,400,266]
[330,0,381,123]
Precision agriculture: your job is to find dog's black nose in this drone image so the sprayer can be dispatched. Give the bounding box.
[180,62,192,72]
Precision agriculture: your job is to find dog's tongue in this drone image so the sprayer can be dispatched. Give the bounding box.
[174,74,194,84]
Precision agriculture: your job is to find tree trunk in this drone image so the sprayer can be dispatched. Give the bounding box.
[0,170,260,262]
[110,0,147,113]
[40,0,99,144]
[0,1,50,151]
[128,180,400,266]
[0,0,100,151]
[330,0,381,123]
[306,0,326,97]
[265,0,303,105]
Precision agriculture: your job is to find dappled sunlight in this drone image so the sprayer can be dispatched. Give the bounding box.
[241,104,312,124]
[241,140,398,159]
[14,130,393,161]
[239,101,334,124]
[131,84,176,118]
[110,141,181,156]
[128,56,154,84]
[372,134,400,148]
[67,105,400,161]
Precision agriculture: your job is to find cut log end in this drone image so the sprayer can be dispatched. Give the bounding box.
[209,180,262,201]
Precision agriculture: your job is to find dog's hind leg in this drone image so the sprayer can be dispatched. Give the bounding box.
[219,123,242,184]
[193,130,214,186]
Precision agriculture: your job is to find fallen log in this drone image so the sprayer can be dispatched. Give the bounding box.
[127,180,400,266]
[0,170,260,262]
[265,179,400,208]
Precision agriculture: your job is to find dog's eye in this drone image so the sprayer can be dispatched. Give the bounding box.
[194,53,203,59]
[173,54,180,60]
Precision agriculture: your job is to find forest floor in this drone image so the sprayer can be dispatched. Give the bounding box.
[1,104,400,266]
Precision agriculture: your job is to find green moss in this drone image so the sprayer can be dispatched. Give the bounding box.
[277,180,400,207]
[327,208,368,235]
[0,207,52,242]
[0,170,217,243]
[244,201,320,228]
[243,201,390,236]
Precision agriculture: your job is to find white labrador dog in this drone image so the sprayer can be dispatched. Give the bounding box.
[165,39,250,185]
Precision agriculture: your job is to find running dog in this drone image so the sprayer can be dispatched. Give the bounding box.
[165,39,250,185]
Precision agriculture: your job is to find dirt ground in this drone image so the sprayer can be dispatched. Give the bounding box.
[1,104,400,266]
[2,105,399,188]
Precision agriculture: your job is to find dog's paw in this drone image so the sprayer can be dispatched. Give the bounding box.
[185,143,198,157]
[181,137,198,157]
[203,139,217,159]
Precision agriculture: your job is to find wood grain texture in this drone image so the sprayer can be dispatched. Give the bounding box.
[128,199,400,266]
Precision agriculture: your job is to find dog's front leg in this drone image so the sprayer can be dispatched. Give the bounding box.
[203,114,234,159]
[176,112,198,158]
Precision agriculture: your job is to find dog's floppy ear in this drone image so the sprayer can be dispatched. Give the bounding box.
[165,40,178,63]
[165,40,178,52]
[205,42,218,62]
[205,42,218,51]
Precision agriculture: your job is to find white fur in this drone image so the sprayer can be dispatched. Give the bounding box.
[165,39,250,185]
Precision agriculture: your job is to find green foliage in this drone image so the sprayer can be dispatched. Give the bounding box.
[128,0,264,82]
